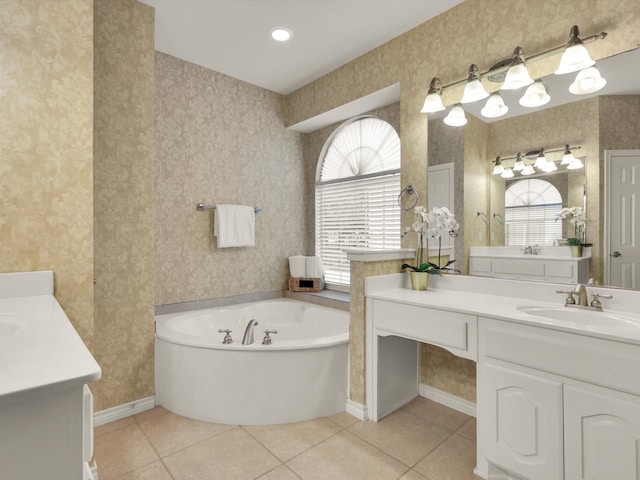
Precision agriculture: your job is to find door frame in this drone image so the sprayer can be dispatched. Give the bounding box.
[604,149,640,286]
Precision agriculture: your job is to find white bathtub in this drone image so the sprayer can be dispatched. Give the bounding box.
[155,298,349,425]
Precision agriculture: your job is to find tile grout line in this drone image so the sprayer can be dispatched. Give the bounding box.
[130,412,178,480]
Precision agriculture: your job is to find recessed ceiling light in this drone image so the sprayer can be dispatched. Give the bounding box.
[270,26,293,42]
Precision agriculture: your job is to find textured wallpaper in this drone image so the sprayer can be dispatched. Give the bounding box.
[154,52,305,306]
[0,0,94,346]
[93,0,156,410]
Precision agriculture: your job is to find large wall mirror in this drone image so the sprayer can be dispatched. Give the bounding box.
[427,47,640,289]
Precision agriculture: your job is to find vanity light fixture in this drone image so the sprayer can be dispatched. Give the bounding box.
[481,92,509,118]
[555,25,595,75]
[444,104,467,126]
[569,66,607,94]
[534,148,548,169]
[501,47,534,90]
[420,77,446,113]
[561,144,577,165]
[519,80,551,107]
[501,167,515,179]
[460,64,489,103]
[492,156,504,175]
[513,152,525,171]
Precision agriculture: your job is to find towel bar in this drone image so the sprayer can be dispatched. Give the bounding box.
[197,203,262,214]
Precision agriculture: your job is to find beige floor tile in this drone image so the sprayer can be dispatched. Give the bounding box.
[114,460,173,480]
[163,427,280,480]
[286,430,408,480]
[94,424,159,480]
[95,416,136,437]
[245,417,342,462]
[135,405,234,456]
[256,464,302,479]
[414,434,480,480]
[456,417,477,441]
[402,397,471,432]
[326,411,360,429]
[399,470,429,479]
[348,410,450,467]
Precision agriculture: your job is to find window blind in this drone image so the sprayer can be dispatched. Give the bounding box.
[316,172,401,285]
[505,203,562,246]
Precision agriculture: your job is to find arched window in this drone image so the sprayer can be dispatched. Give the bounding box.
[315,116,401,287]
[505,178,563,246]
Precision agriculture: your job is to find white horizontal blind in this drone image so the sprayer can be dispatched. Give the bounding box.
[505,204,563,246]
[316,172,401,285]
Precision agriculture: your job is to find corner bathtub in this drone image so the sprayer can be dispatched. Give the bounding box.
[155,298,349,425]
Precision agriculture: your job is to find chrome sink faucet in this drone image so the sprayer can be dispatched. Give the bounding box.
[522,245,539,255]
[242,319,259,345]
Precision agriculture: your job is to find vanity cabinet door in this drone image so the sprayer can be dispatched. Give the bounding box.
[479,363,563,480]
[565,385,640,480]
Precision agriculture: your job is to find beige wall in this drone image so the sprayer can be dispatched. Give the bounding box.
[0,0,94,346]
[154,53,306,306]
[93,0,156,410]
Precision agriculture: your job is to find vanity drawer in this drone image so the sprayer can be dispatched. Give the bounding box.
[372,299,477,360]
[480,317,640,396]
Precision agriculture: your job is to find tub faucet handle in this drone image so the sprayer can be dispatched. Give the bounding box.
[218,329,233,344]
[262,329,278,345]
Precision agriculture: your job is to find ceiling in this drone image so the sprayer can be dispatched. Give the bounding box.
[138,0,464,95]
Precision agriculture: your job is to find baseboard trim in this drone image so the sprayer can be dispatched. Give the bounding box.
[419,384,476,417]
[345,399,368,421]
[94,396,156,426]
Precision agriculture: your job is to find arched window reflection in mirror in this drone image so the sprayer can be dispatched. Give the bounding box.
[505,179,562,246]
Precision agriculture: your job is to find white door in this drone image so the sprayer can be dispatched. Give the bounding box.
[479,363,564,480]
[427,163,454,250]
[565,384,640,480]
[606,150,640,288]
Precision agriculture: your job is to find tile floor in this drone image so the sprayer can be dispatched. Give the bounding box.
[94,397,480,480]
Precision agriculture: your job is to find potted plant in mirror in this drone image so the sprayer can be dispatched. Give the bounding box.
[402,206,460,290]
[557,207,590,257]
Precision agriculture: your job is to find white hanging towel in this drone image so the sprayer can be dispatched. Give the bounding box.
[214,204,255,248]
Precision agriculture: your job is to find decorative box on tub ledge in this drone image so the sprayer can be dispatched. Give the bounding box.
[289,277,325,292]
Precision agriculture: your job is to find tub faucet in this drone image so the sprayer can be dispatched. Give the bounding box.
[242,319,259,345]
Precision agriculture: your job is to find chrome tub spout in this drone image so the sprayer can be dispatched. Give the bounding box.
[242,319,259,345]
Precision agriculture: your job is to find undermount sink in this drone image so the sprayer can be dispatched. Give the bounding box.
[0,315,19,336]
[517,305,640,329]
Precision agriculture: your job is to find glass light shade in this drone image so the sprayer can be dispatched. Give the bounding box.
[501,168,515,179]
[443,104,467,127]
[513,154,525,171]
[501,64,534,90]
[421,92,446,113]
[519,80,551,107]
[481,93,509,118]
[542,160,558,172]
[561,145,576,165]
[493,163,504,175]
[555,43,595,75]
[534,152,548,169]
[461,79,489,103]
[568,158,585,170]
[569,66,607,95]
[521,165,535,175]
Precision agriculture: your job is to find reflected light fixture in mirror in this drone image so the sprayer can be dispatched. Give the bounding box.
[501,167,515,178]
[521,164,535,175]
[534,148,548,169]
[461,64,489,103]
[491,145,583,177]
[481,92,509,118]
[492,156,504,175]
[555,25,595,74]
[569,66,607,94]
[513,152,525,172]
[568,157,585,169]
[444,104,467,126]
[420,77,446,113]
[501,47,534,90]
[561,144,577,165]
[519,80,551,107]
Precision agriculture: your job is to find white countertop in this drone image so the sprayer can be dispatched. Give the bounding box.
[367,274,640,346]
[0,272,101,406]
[469,245,592,260]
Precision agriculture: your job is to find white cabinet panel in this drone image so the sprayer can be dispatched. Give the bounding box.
[480,363,563,480]
[565,385,640,480]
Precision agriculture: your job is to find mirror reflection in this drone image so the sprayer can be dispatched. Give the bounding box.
[427,47,640,289]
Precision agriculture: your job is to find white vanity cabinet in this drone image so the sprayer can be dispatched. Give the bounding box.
[479,316,640,480]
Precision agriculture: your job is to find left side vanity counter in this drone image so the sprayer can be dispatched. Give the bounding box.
[0,270,102,480]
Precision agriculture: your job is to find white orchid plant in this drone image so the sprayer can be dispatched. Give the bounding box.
[557,206,591,246]
[402,206,460,274]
